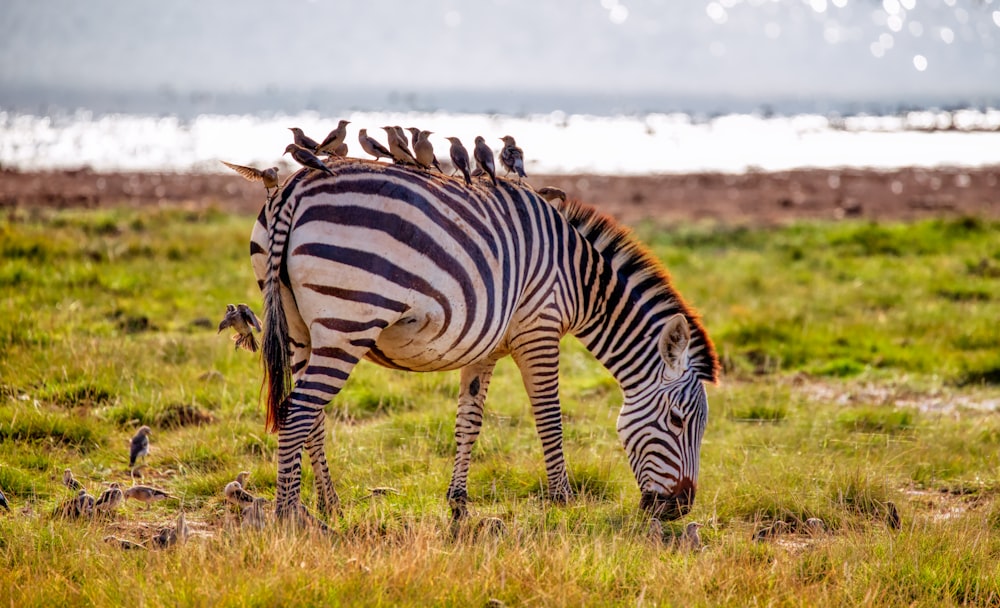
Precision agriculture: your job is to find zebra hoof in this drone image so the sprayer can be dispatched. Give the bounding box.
[276,503,332,534]
[548,486,573,504]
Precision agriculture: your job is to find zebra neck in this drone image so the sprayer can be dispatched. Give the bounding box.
[572,276,673,393]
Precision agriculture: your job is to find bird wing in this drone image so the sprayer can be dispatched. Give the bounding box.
[370,139,392,156]
[238,305,262,332]
[221,161,264,183]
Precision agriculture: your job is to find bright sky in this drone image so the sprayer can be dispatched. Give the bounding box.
[1,0,998,109]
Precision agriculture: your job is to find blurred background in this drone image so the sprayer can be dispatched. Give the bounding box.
[1,0,998,173]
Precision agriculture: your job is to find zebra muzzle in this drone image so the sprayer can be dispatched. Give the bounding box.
[640,482,695,521]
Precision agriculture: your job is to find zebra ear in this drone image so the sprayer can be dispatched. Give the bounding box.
[657,313,691,378]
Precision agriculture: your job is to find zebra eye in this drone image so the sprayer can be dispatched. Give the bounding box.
[668,410,684,430]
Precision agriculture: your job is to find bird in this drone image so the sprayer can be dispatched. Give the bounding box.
[71,488,96,518]
[499,135,526,182]
[104,535,147,551]
[804,517,826,534]
[382,126,418,165]
[473,136,497,186]
[316,120,351,157]
[235,470,251,487]
[647,517,663,543]
[224,480,255,509]
[333,142,348,157]
[63,468,83,491]
[753,520,790,542]
[129,425,152,470]
[537,186,567,202]
[95,482,124,514]
[123,485,173,509]
[0,486,10,512]
[152,511,190,549]
[242,496,270,530]
[358,128,393,162]
[220,161,280,196]
[288,127,321,152]
[405,127,422,149]
[678,521,704,551]
[283,144,335,176]
[883,501,901,530]
[445,137,472,186]
[217,303,262,352]
[413,130,442,171]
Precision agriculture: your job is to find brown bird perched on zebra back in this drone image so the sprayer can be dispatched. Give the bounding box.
[283,144,335,175]
[382,126,418,165]
[358,128,393,162]
[445,137,472,186]
[316,120,351,157]
[499,135,526,183]
[473,136,498,186]
[537,186,567,203]
[413,130,442,172]
[288,127,320,153]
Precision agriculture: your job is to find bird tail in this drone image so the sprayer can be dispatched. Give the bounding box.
[260,184,299,434]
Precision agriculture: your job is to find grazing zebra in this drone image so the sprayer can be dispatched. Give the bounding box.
[249,160,719,524]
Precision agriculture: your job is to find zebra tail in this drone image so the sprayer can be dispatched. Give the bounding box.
[261,197,295,434]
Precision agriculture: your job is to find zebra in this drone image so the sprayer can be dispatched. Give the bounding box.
[249,159,719,525]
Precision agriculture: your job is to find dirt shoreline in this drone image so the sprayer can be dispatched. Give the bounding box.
[1,165,997,224]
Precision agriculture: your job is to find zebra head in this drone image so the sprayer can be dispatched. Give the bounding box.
[617,313,710,520]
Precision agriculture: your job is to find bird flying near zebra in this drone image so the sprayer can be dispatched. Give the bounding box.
[250,160,718,526]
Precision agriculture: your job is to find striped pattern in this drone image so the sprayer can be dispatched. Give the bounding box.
[251,160,718,522]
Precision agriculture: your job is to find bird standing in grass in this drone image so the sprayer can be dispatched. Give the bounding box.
[536,186,567,202]
[647,517,663,543]
[283,144,335,175]
[129,425,152,471]
[499,135,526,183]
[473,136,497,186]
[220,161,280,196]
[71,489,96,518]
[235,471,251,487]
[63,468,83,491]
[95,482,124,514]
[679,521,704,551]
[358,128,393,162]
[242,496,271,530]
[445,137,472,186]
[104,535,146,550]
[152,511,190,549]
[805,517,826,534]
[316,120,351,157]
[217,304,262,352]
[123,485,173,509]
[288,127,321,152]
[413,130,442,172]
[224,480,256,509]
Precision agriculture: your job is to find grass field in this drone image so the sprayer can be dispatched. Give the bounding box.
[2,203,1000,606]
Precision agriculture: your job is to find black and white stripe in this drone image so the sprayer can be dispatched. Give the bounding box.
[251,160,719,522]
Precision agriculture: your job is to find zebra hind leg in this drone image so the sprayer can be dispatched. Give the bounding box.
[303,409,341,518]
[447,360,498,522]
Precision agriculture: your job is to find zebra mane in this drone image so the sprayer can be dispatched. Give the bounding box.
[554,196,720,383]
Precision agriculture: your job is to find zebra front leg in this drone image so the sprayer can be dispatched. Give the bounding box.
[447,360,498,521]
[303,409,341,518]
[512,331,572,503]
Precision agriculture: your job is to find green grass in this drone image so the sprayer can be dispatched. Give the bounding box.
[1,206,1000,606]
